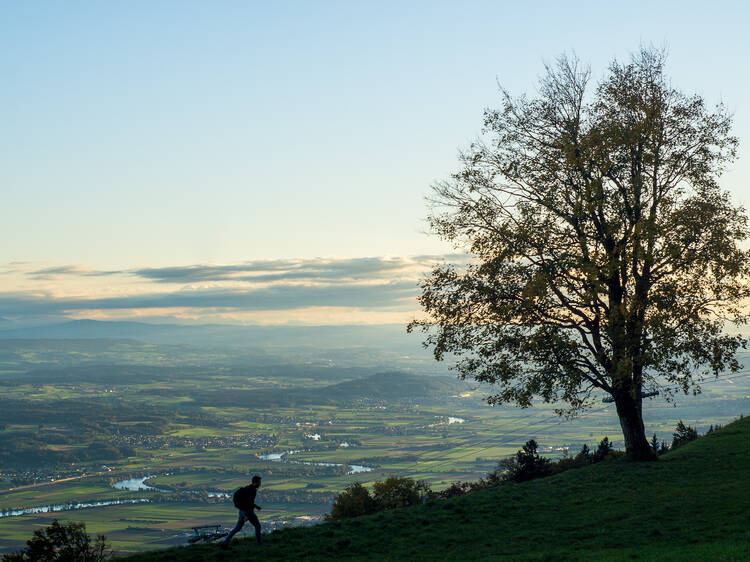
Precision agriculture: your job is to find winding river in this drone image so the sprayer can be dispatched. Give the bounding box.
[112,475,167,492]
[0,498,151,519]
[1,453,372,519]
[257,450,373,474]
[112,475,230,498]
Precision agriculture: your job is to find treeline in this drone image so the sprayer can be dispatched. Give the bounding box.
[0,397,170,429]
[648,419,727,454]
[14,364,192,385]
[0,431,135,467]
[0,397,174,467]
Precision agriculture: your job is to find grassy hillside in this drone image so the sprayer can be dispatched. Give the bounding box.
[124,417,750,561]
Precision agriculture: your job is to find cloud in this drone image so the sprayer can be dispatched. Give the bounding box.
[0,281,417,317]
[30,265,91,276]
[130,256,458,285]
[25,255,469,284]
[28,265,122,280]
[8,254,470,323]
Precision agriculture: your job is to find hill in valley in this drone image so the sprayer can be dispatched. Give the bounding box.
[197,372,463,409]
[317,372,459,401]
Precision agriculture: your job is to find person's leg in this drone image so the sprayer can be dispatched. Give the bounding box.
[222,510,247,545]
[247,511,262,545]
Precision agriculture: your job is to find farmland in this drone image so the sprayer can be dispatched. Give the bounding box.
[1,338,748,555]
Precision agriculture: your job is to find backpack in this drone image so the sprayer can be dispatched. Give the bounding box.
[233,486,250,509]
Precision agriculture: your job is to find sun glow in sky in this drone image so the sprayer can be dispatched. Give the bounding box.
[2,1,749,325]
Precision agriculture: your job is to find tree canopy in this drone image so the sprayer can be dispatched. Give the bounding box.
[410,48,749,460]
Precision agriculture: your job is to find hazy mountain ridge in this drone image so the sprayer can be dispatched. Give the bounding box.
[0,320,421,351]
[320,372,460,400]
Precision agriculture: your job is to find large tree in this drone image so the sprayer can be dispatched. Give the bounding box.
[410,49,749,461]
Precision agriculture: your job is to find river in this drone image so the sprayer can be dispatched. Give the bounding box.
[112,475,230,498]
[257,450,373,474]
[112,475,167,492]
[1,453,371,520]
[0,498,150,519]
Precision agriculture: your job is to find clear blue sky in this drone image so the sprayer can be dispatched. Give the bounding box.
[1,1,749,324]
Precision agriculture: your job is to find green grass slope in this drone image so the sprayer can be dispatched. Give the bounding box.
[125,417,750,561]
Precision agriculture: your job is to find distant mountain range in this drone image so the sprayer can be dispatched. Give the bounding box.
[0,319,425,353]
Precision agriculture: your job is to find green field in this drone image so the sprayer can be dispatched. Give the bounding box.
[0,502,330,555]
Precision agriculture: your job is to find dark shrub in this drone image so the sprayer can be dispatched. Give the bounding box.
[327,482,377,520]
[671,420,698,450]
[593,437,615,462]
[499,439,551,483]
[576,443,592,463]
[327,477,432,521]
[372,476,431,510]
[438,481,472,498]
[549,456,579,474]
[650,433,671,455]
[2,520,108,561]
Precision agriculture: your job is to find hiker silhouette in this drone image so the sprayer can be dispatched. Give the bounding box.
[222,475,262,547]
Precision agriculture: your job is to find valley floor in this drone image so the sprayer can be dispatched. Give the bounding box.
[124,416,750,561]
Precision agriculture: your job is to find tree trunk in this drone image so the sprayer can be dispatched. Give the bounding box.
[614,394,657,461]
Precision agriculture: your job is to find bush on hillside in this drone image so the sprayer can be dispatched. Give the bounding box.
[327,477,431,520]
[498,439,552,483]
[437,436,622,500]
[372,476,431,510]
[577,443,592,462]
[438,469,503,499]
[650,433,671,455]
[327,482,377,520]
[593,436,619,461]
[671,420,698,450]
[438,481,474,498]
[2,520,109,561]
[649,420,721,457]
[549,443,592,474]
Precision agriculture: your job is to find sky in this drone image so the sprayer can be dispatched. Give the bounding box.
[2,0,749,326]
